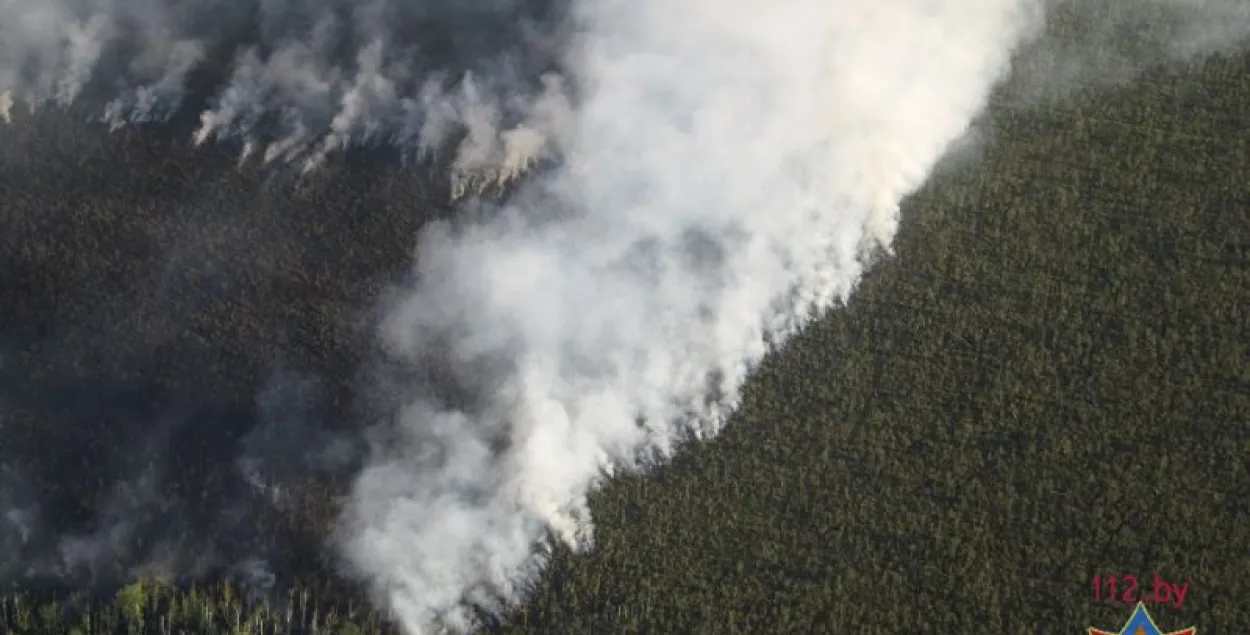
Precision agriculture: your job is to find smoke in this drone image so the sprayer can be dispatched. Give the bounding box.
[335,0,1042,632]
[333,0,1250,632]
[3,0,1249,633]
[0,361,355,589]
[0,0,575,187]
[1006,0,1250,104]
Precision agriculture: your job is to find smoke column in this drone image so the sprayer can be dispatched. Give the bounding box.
[335,0,1043,632]
[4,0,1250,632]
[337,0,1250,631]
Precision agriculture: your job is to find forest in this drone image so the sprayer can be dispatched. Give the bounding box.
[0,14,1247,635]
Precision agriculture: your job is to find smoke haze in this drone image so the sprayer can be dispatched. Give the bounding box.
[1,0,575,187]
[1007,0,1250,104]
[2,0,1248,633]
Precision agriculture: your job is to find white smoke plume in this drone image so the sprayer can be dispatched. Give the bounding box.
[5,0,1250,633]
[334,0,1044,632]
[335,0,1250,632]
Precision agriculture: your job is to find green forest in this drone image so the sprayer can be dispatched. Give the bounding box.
[1,20,1247,635]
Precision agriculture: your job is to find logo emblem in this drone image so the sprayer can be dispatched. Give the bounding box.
[1089,602,1196,635]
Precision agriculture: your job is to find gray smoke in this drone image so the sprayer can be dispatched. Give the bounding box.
[3,0,1248,633]
[1,0,575,189]
[0,362,352,588]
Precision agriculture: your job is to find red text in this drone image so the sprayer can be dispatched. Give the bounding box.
[1092,574,1189,610]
